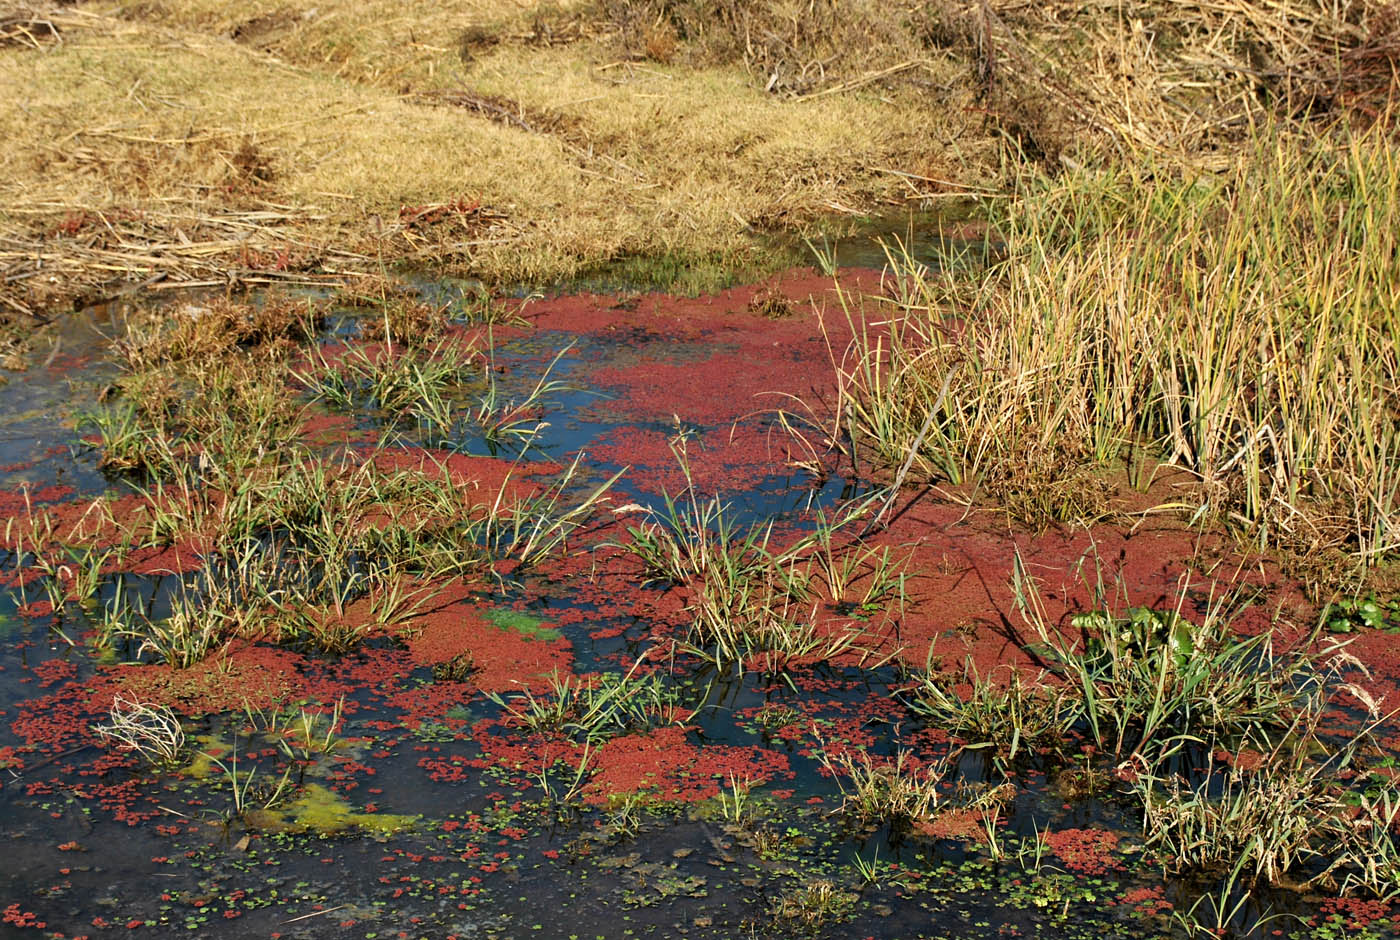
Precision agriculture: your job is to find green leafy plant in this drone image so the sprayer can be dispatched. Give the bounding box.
[1014,552,1356,760]
[1323,593,1400,633]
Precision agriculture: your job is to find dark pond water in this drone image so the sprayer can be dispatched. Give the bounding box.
[0,279,1390,940]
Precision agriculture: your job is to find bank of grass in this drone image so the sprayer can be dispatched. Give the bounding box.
[831,119,1399,569]
[0,0,987,322]
[6,0,1393,327]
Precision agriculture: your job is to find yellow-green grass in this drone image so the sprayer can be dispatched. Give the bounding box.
[832,120,1399,565]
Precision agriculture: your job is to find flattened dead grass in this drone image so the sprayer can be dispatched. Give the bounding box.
[0,1,988,321]
[0,0,1394,326]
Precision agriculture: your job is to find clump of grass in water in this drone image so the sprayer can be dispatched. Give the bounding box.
[413,342,576,453]
[824,120,1400,562]
[820,749,947,827]
[2,495,127,646]
[820,745,1020,863]
[300,336,478,419]
[82,295,320,479]
[200,735,296,824]
[84,358,308,481]
[769,879,857,932]
[94,695,186,767]
[354,291,452,348]
[613,436,905,673]
[241,698,345,785]
[909,659,1078,772]
[83,361,619,662]
[1012,550,1364,762]
[1134,720,1400,896]
[486,658,690,806]
[105,541,275,666]
[304,331,574,454]
[487,659,686,745]
[110,293,323,373]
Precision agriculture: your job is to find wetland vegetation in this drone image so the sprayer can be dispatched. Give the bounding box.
[2,2,1399,939]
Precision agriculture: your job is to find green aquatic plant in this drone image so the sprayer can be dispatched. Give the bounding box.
[1014,551,1355,759]
[909,660,1078,770]
[483,607,561,640]
[243,783,417,835]
[1070,605,1198,672]
[1323,592,1400,633]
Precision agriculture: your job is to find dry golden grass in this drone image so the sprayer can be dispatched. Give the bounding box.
[0,0,1393,325]
[829,120,1399,570]
[0,0,992,321]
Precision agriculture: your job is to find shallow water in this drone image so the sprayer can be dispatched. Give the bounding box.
[0,276,1393,940]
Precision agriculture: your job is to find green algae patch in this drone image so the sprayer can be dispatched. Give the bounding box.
[244,784,418,836]
[180,735,228,780]
[483,608,560,642]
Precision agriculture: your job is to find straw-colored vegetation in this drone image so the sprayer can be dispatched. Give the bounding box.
[4,0,1394,332]
[828,121,1399,573]
[0,0,982,325]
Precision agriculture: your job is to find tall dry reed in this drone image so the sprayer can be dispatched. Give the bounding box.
[833,120,1399,558]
